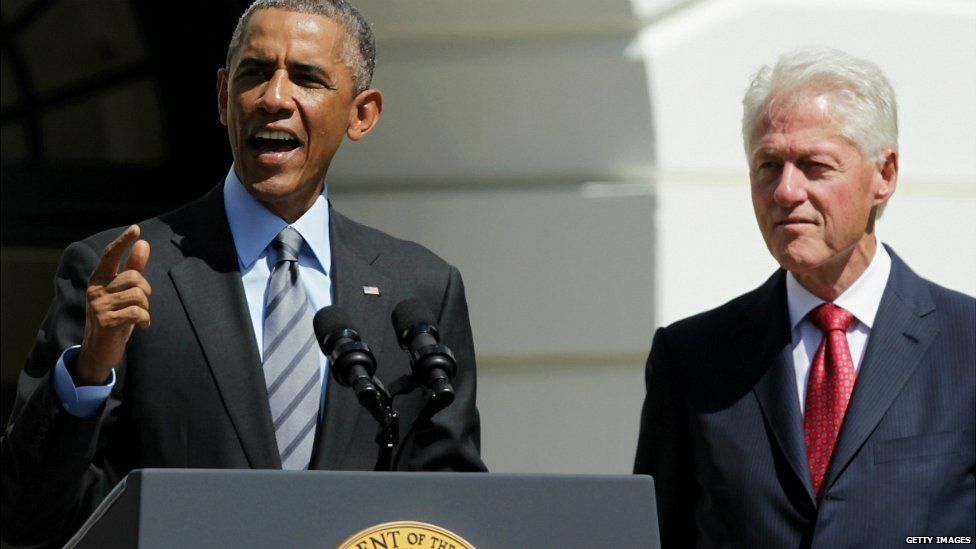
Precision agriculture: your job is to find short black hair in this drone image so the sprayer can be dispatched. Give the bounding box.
[226,0,376,93]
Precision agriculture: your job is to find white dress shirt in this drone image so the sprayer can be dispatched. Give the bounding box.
[786,242,892,414]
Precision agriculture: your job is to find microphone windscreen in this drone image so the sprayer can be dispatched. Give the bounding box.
[313,305,354,341]
[391,298,436,340]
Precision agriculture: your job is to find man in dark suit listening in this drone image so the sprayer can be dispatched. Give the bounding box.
[1,1,485,545]
[634,46,974,548]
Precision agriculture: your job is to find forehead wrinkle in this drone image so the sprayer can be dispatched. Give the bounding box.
[759,95,835,131]
[240,11,346,67]
[283,13,348,68]
[750,130,850,164]
[753,103,850,156]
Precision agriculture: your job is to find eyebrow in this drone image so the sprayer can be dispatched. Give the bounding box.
[235,57,333,83]
[235,56,274,72]
[752,142,842,158]
[291,62,332,83]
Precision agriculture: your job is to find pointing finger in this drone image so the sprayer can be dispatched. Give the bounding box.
[91,225,140,282]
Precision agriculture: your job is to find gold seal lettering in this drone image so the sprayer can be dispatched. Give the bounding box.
[337,521,475,549]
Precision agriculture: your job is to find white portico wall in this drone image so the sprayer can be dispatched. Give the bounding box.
[328,0,976,474]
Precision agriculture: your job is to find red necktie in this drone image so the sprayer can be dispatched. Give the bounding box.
[803,303,856,498]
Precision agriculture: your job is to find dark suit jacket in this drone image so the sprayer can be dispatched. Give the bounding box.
[635,248,975,548]
[1,183,486,546]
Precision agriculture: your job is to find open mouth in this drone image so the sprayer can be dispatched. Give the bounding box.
[250,130,301,154]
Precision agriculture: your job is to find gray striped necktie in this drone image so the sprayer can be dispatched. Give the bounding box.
[263,227,321,470]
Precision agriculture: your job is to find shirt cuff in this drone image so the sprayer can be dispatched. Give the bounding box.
[52,345,115,418]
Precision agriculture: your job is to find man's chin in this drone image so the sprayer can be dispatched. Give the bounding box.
[240,173,300,199]
[771,242,828,275]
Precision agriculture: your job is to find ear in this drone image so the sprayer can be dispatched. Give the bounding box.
[874,148,898,206]
[217,68,230,126]
[346,89,383,141]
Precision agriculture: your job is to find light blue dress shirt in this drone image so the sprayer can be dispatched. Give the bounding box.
[53,166,333,418]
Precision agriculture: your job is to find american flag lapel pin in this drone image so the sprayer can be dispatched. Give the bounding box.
[362,284,381,296]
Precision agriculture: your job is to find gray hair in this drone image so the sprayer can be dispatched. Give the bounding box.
[742,46,898,161]
[226,0,376,94]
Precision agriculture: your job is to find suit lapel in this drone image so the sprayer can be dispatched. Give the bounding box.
[312,208,393,469]
[167,185,281,469]
[744,271,816,503]
[824,250,938,490]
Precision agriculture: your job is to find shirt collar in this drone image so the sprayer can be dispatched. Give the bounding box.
[786,241,892,330]
[223,166,332,273]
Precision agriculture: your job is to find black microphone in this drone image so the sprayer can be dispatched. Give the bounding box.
[391,298,457,408]
[313,306,384,416]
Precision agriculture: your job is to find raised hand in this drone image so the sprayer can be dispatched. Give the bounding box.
[72,225,152,386]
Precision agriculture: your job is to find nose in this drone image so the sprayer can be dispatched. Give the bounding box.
[772,162,807,207]
[257,69,293,113]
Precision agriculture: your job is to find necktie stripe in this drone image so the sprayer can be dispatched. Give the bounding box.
[263,227,321,470]
[265,278,296,318]
[279,414,318,465]
[265,289,307,329]
[266,334,318,397]
[263,300,311,361]
[272,369,320,430]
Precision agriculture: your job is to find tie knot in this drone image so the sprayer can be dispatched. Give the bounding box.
[272,227,304,263]
[809,302,855,333]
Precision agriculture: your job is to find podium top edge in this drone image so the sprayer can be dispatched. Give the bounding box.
[128,468,653,483]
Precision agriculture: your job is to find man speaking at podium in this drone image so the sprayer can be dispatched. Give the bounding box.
[1,1,485,545]
[634,48,974,547]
